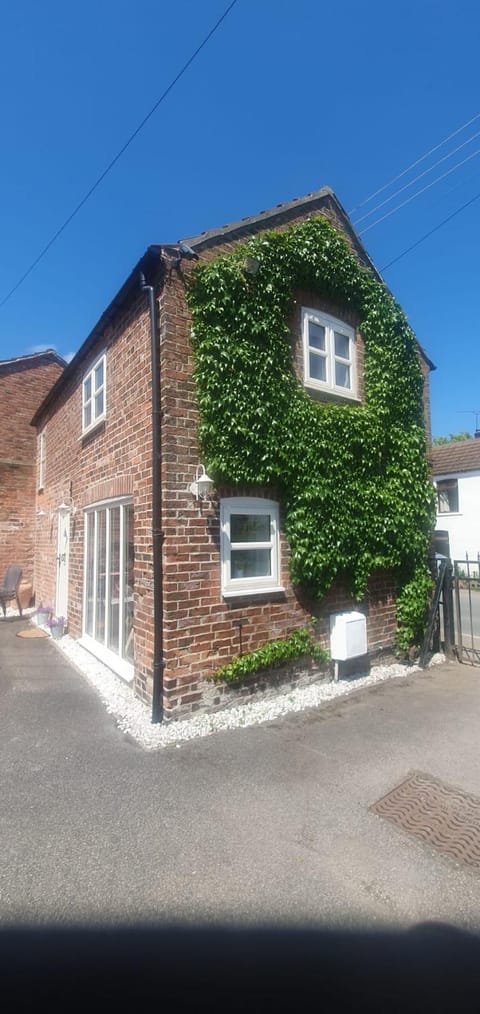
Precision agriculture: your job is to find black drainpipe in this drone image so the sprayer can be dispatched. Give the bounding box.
[140,272,164,723]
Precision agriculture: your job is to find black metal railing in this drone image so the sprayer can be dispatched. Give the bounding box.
[419,556,455,668]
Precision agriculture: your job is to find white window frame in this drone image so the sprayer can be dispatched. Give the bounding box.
[82,353,106,434]
[302,308,357,399]
[80,496,134,681]
[220,497,283,598]
[38,429,46,490]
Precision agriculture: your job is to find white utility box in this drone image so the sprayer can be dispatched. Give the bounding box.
[329,611,367,661]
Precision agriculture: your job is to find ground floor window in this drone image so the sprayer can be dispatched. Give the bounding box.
[84,498,134,673]
[220,497,282,597]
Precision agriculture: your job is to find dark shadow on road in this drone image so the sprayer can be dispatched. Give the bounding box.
[0,922,479,1011]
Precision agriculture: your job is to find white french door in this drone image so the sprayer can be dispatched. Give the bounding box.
[83,499,134,678]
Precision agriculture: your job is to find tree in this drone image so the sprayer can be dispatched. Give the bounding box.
[432,431,472,446]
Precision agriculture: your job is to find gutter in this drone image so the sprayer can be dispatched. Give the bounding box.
[140,272,164,723]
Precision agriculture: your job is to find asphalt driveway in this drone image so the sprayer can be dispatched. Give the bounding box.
[2,614,480,931]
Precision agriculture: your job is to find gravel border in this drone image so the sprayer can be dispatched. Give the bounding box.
[1,606,444,750]
[48,626,445,751]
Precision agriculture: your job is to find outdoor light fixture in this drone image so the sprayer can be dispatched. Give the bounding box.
[189,464,214,501]
[56,499,76,516]
[243,255,260,276]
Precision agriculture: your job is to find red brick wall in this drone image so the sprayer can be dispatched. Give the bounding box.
[33,295,155,702]
[0,355,64,585]
[159,208,402,720]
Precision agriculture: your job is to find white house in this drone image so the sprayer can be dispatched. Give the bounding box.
[431,438,480,565]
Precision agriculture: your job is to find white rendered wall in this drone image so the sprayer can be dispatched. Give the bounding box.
[434,469,480,563]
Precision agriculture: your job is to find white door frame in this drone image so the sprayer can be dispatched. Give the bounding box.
[55,508,70,618]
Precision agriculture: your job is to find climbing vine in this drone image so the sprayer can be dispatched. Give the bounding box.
[187,216,435,651]
[211,627,329,685]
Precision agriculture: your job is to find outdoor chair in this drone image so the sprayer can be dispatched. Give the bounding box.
[0,565,23,617]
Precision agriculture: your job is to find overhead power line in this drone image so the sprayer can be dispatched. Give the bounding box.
[348,111,480,216]
[352,125,480,227]
[358,145,480,236]
[380,187,480,271]
[0,0,240,311]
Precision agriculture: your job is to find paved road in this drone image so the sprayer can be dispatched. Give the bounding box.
[2,614,480,931]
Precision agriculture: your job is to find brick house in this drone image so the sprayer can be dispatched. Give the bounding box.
[0,350,65,594]
[31,188,434,721]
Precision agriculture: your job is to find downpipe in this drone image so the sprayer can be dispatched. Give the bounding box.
[140,273,164,722]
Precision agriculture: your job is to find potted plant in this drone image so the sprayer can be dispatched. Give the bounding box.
[48,615,66,639]
[36,604,52,629]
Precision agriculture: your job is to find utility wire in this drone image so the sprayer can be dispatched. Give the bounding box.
[380,187,480,271]
[348,111,480,215]
[352,126,480,226]
[359,145,480,236]
[0,0,240,311]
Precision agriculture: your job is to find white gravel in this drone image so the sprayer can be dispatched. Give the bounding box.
[2,605,445,750]
[44,626,445,751]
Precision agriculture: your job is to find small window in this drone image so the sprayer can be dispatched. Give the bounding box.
[302,308,356,398]
[38,429,46,490]
[83,354,106,433]
[436,478,459,514]
[220,498,282,597]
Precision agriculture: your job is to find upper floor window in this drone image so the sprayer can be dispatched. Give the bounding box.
[38,429,46,490]
[302,308,356,399]
[220,497,282,597]
[83,354,106,433]
[436,478,459,514]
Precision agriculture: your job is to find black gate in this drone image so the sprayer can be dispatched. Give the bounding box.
[419,552,480,667]
[453,555,480,665]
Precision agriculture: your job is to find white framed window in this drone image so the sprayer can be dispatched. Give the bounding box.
[82,354,106,433]
[302,308,356,398]
[38,429,46,490]
[436,478,459,514]
[220,497,283,597]
[82,498,134,680]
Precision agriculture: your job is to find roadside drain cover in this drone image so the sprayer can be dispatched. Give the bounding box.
[370,771,480,868]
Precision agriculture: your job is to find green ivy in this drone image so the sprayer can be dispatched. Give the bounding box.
[187,216,435,651]
[210,628,329,685]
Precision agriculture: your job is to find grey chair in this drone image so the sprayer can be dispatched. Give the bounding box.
[0,566,23,617]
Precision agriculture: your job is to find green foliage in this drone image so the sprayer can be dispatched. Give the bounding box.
[432,431,472,445]
[210,628,329,685]
[187,216,435,650]
[394,566,434,653]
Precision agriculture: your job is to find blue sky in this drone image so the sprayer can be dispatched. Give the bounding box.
[1,0,479,438]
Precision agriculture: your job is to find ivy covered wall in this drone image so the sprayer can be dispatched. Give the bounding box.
[186,216,435,652]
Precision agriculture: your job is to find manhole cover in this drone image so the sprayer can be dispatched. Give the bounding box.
[370,771,480,868]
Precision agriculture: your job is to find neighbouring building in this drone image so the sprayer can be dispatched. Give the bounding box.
[431,437,480,565]
[0,350,65,594]
[31,188,434,721]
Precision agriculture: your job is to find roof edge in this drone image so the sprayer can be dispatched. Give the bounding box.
[31,246,164,428]
[0,349,67,372]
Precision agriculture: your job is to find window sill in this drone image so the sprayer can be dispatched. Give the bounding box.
[79,417,106,441]
[223,586,285,600]
[437,512,462,518]
[79,635,134,682]
[304,383,361,404]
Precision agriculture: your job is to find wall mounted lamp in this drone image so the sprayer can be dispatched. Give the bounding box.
[189,464,214,501]
[56,499,76,516]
